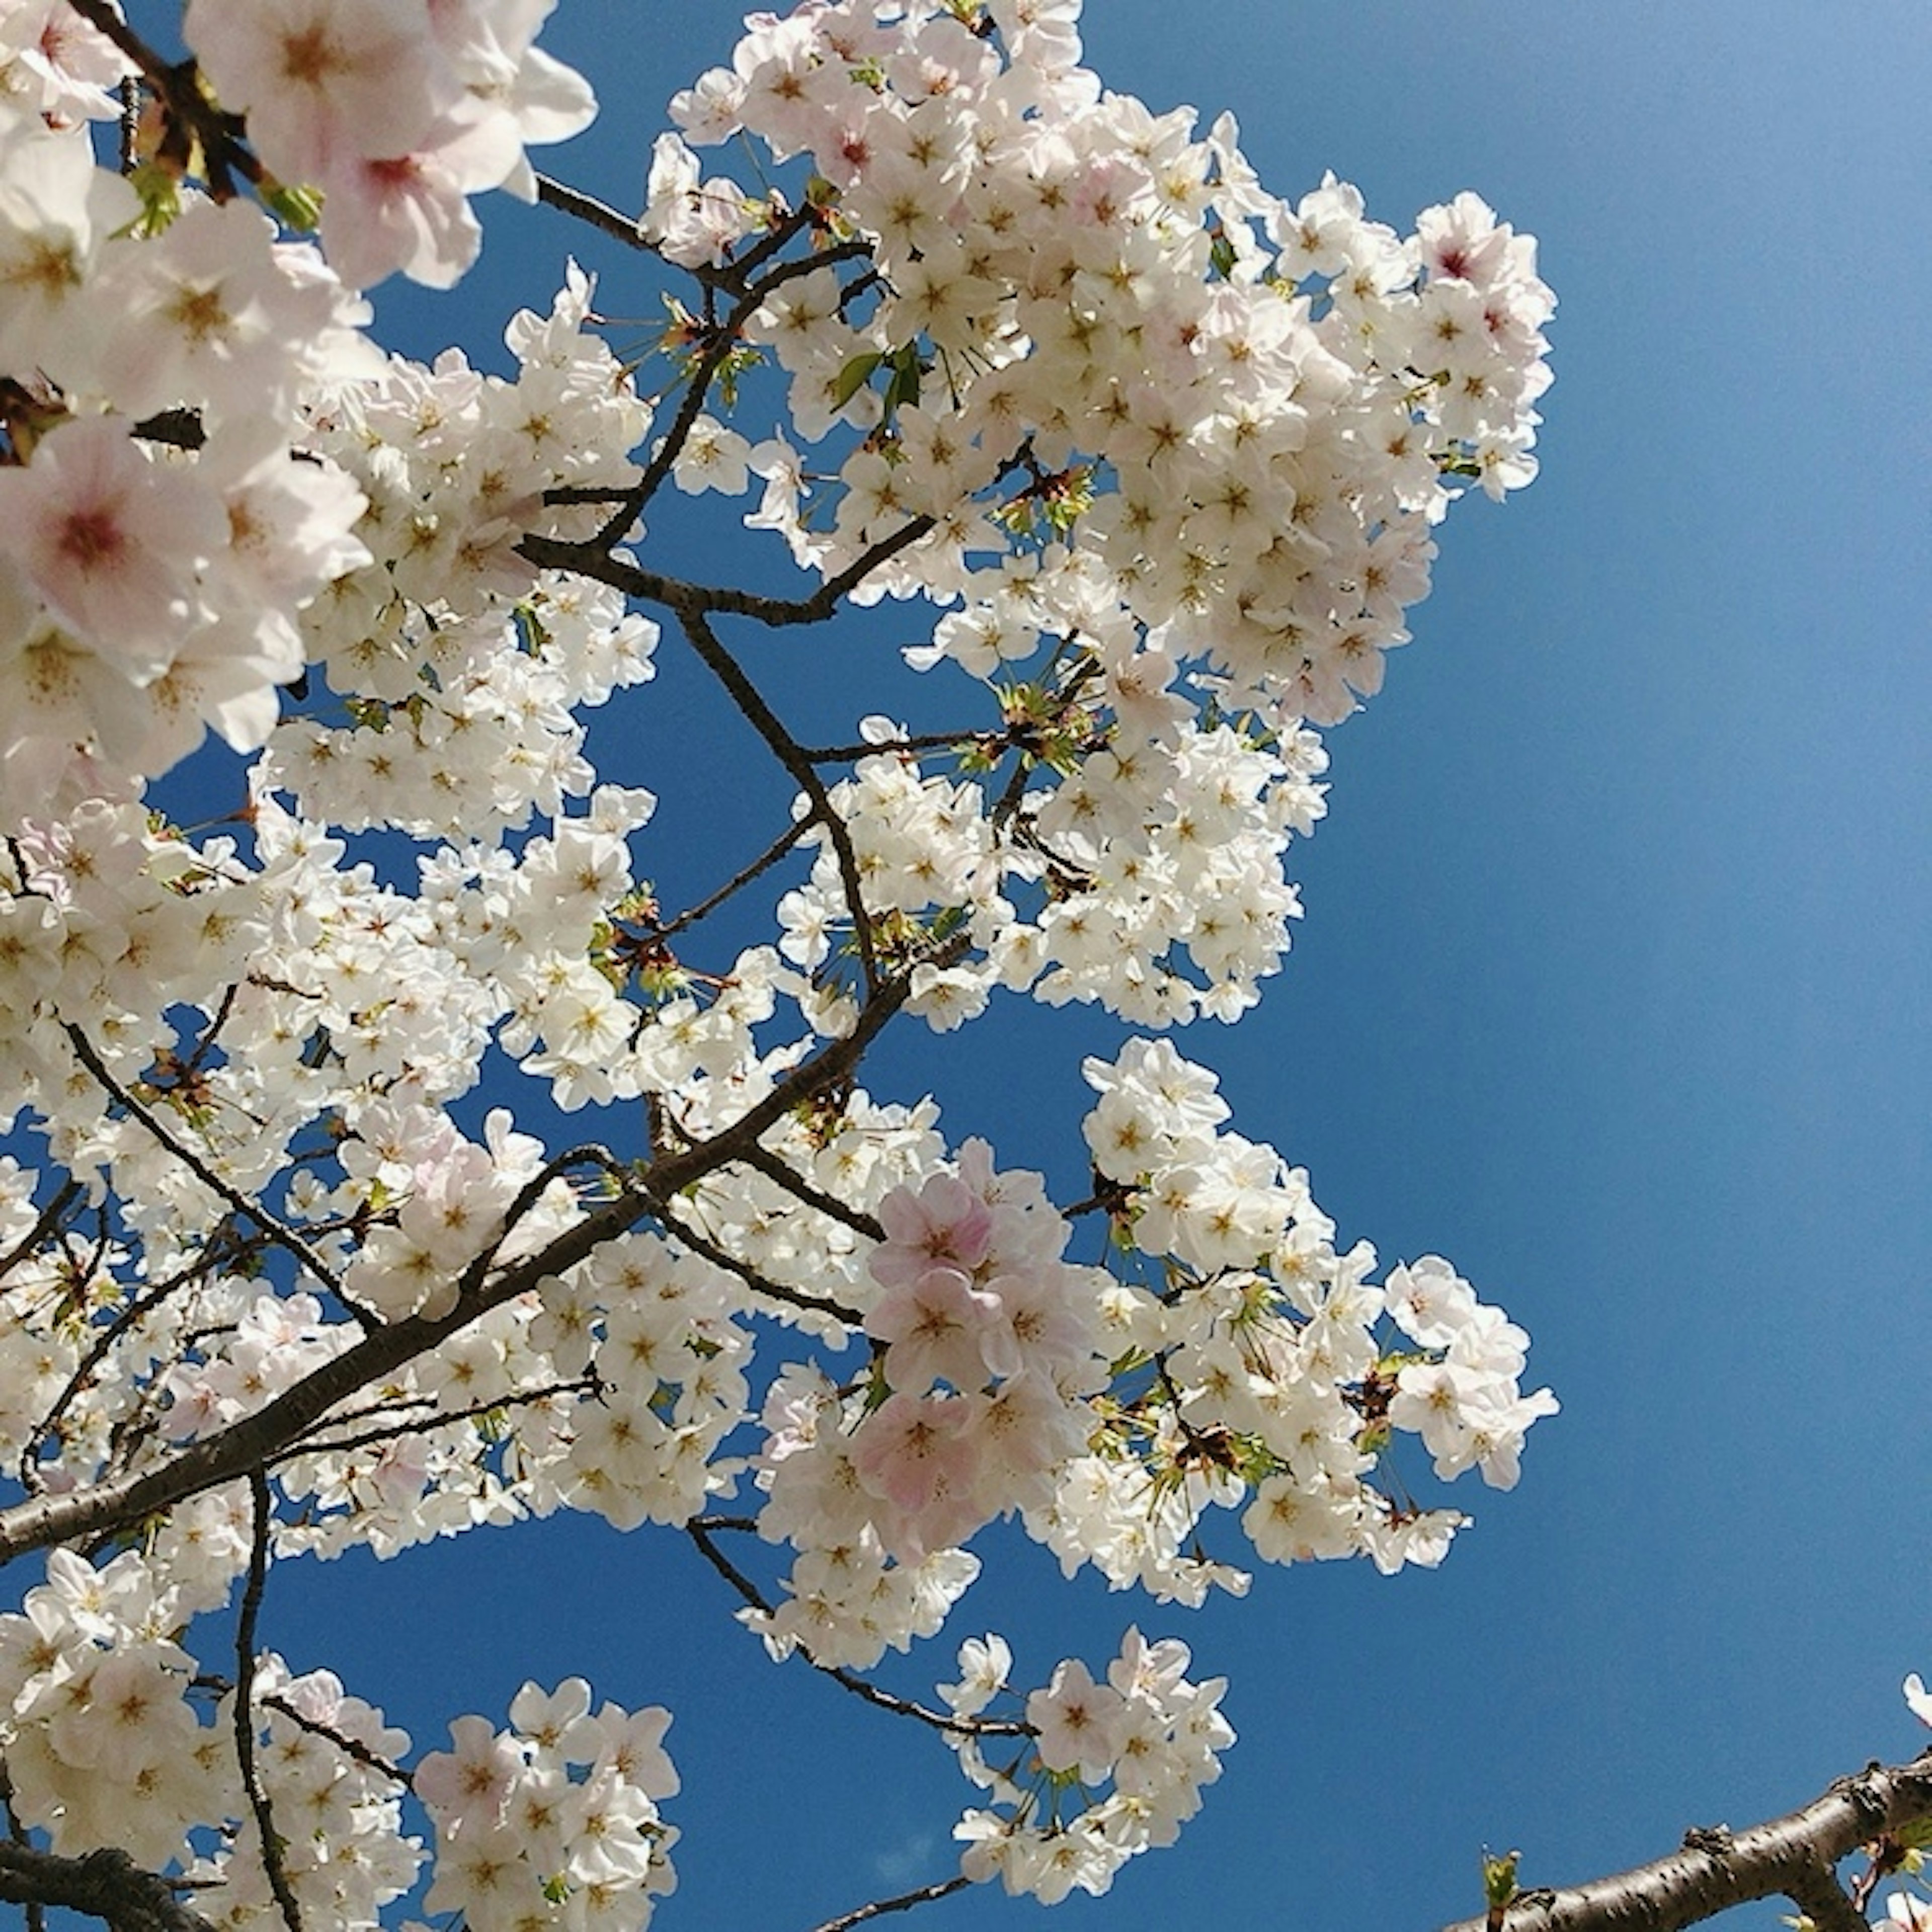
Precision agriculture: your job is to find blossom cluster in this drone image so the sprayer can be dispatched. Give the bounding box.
[0,0,605,824]
[415,1679,679,1932]
[945,1629,1234,1904]
[745,1140,1113,1665]
[664,0,1554,733]
[0,0,1561,1919]
[183,0,596,289]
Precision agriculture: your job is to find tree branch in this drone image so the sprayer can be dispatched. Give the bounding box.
[0,959,925,1568]
[676,603,881,992]
[234,1469,303,1932]
[521,515,939,632]
[1441,1753,1932,1932]
[806,1874,973,1932]
[63,1024,352,1309]
[730,1141,886,1244]
[0,1842,214,1932]
[534,173,647,250]
[685,1520,1030,1740]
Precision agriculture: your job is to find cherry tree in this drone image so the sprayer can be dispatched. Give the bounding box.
[0,4,1885,1931]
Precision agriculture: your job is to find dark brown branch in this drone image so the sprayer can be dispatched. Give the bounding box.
[807,1875,973,1932]
[730,1142,886,1244]
[799,728,996,765]
[270,1373,598,1466]
[62,0,262,198]
[0,958,923,1568]
[0,1841,214,1932]
[534,173,648,249]
[0,1179,81,1284]
[63,1025,351,1307]
[649,816,812,942]
[260,1694,411,1791]
[521,514,938,632]
[1440,1752,1932,1932]
[0,1761,45,1932]
[234,1470,303,1932]
[61,0,174,94]
[684,1521,1030,1740]
[676,604,881,991]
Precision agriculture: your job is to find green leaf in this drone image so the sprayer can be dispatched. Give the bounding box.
[833,351,884,408]
[261,179,325,234]
[1483,1849,1521,1910]
[884,342,924,412]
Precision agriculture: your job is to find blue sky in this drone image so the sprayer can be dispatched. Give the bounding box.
[234,2,1932,1928]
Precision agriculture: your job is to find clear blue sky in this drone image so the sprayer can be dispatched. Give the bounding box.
[241,2,1932,1927]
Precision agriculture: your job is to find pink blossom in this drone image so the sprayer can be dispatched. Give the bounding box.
[0,417,222,677]
[871,1172,996,1291]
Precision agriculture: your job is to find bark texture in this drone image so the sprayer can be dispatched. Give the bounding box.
[1443,1754,1932,1932]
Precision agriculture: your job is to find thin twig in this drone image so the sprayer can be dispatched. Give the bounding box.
[520,515,939,632]
[0,1178,81,1285]
[260,1694,411,1790]
[269,1373,598,1466]
[24,1225,249,1492]
[730,1143,886,1243]
[806,1875,973,1932]
[677,605,881,991]
[648,1195,863,1329]
[684,1521,1030,1739]
[235,1470,303,1932]
[534,173,648,249]
[649,816,814,943]
[799,729,997,765]
[63,1025,351,1306]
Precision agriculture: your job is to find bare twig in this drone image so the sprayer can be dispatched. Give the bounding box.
[730,1142,886,1244]
[235,1470,303,1932]
[0,1179,81,1285]
[534,173,648,250]
[806,1875,973,1932]
[521,514,938,632]
[684,1521,1030,1740]
[63,1025,352,1307]
[676,605,881,991]
[649,816,813,942]
[269,1373,598,1465]
[260,1693,412,1790]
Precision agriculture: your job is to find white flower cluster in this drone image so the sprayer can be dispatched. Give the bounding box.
[946,1629,1234,1904]
[0,1544,670,1931]
[1042,1039,1558,1585]
[183,0,596,289]
[664,0,1554,730]
[535,1231,753,1533]
[191,1657,424,1931]
[0,1550,230,1870]
[415,1679,679,1932]
[0,2,609,825]
[747,1139,1111,1665]
[267,265,658,840]
[0,0,1564,1914]
[0,117,372,816]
